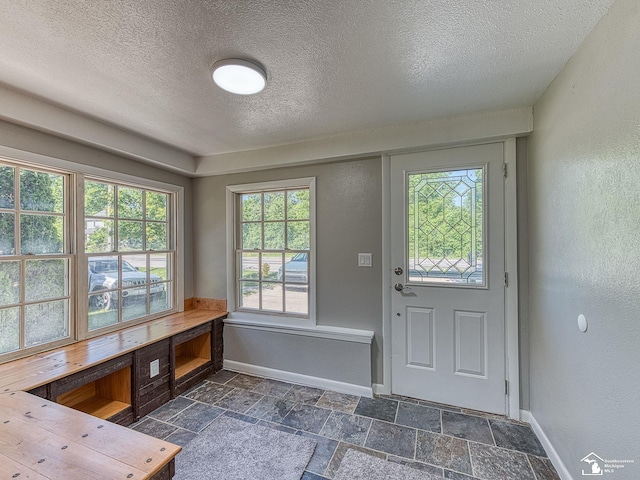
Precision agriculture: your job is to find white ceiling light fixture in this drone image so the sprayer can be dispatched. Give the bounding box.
[211,59,267,95]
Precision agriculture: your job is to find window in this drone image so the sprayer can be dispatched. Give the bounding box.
[407,167,485,286]
[0,162,72,356]
[85,180,174,332]
[230,179,315,319]
[0,153,182,363]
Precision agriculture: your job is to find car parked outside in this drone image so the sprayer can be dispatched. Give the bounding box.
[277,252,308,283]
[88,257,164,310]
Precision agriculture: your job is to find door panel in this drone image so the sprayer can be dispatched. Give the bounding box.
[406,307,435,369]
[454,310,487,377]
[390,143,505,414]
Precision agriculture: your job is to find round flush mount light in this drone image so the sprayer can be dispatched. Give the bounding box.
[211,59,267,95]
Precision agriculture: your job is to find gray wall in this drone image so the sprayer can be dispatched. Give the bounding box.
[224,326,372,387]
[193,157,383,383]
[0,120,195,298]
[528,0,639,476]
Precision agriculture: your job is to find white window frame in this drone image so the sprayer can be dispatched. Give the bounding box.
[226,178,316,327]
[0,160,75,362]
[80,176,179,338]
[0,145,185,362]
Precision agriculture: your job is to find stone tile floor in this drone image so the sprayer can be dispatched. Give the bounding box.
[130,370,560,480]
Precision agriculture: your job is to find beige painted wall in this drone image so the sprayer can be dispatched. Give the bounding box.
[528,0,639,475]
[0,120,195,298]
[193,157,383,382]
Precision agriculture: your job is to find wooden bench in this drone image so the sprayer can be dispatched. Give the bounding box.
[0,309,227,395]
[0,308,228,480]
[0,391,181,479]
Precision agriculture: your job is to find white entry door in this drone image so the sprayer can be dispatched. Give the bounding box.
[390,143,506,414]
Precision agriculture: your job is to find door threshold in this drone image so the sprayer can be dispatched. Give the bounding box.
[377,393,512,421]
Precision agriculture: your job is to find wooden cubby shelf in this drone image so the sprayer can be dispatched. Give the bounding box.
[56,365,132,420]
[174,331,211,380]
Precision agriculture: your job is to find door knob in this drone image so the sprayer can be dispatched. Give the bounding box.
[394,283,404,291]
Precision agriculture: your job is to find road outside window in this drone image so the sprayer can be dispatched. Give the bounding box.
[85,180,173,332]
[237,188,310,316]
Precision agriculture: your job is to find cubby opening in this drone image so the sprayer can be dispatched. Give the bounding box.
[174,331,211,379]
[56,366,131,420]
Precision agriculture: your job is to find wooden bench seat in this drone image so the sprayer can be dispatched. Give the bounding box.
[0,391,181,480]
[0,309,227,393]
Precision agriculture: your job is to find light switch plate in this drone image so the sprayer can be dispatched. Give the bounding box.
[150,359,160,378]
[358,253,372,267]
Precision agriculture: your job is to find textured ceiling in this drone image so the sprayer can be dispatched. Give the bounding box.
[0,0,614,158]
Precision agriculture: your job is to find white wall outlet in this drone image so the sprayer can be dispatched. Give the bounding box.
[358,253,372,267]
[150,359,160,378]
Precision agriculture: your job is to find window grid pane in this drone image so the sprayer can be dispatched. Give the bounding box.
[0,162,72,358]
[85,179,174,333]
[237,187,310,317]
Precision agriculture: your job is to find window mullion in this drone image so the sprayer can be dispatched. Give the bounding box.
[19,259,25,349]
[281,251,285,312]
[142,190,147,252]
[258,251,263,311]
[15,167,21,256]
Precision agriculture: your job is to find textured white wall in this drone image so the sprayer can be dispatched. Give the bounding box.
[528,0,640,476]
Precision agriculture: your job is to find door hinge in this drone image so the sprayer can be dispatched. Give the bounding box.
[503,163,508,178]
[504,272,509,287]
[505,380,509,395]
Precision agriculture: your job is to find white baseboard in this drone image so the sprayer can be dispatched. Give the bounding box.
[521,410,574,480]
[224,360,374,398]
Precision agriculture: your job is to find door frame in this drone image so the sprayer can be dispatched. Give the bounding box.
[380,138,520,420]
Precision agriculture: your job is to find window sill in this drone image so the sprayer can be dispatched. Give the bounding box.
[225,315,374,344]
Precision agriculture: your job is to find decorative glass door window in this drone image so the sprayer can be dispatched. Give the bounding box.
[407,167,485,286]
[236,188,310,316]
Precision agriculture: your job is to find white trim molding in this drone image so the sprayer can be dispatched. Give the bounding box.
[381,139,520,418]
[521,410,574,480]
[197,107,533,176]
[381,154,392,394]
[504,137,521,419]
[372,383,389,395]
[224,360,374,398]
[226,177,317,327]
[224,317,374,344]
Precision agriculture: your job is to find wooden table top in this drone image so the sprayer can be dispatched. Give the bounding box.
[0,390,182,480]
[0,309,227,393]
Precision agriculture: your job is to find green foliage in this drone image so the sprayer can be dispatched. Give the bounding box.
[0,307,19,354]
[85,181,113,216]
[0,167,63,255]
[0,262,20,307]
[84,181,168,252]
[408,170,483,270]
[21,214,63,254]
[0,165,15,208]
[20,169,63,212]
[25,259,66,302]
[240,189,310,251]
[0,213,15,254]
[118,186,143,219]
